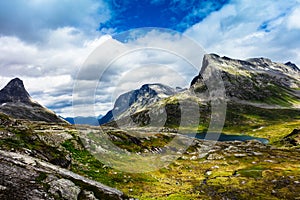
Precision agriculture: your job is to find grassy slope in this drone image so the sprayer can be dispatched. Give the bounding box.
[158,98,300,144]
[221,103,300,144]
[1,104,300,199]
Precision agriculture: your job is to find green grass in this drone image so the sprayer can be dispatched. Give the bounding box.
[257,85,299,107]
[61,140,114,186]
[237,166,266,178]
[35,172,48,183]
[61,139,156,191]
[217,103,300,143]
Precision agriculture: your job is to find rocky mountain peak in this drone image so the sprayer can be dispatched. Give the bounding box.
[99,83,177,125]
[0,78,31,104]
[192,54,300,107]
[285,61,300,72]
[140,83,176,98]
[6,77,24,87]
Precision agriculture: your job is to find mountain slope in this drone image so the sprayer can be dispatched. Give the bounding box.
[0,78,66,123]
[102,54,300,141]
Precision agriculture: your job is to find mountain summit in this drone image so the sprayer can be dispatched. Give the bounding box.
[0,78,31,104]
[0,78,66,123]
[99,83,177,125]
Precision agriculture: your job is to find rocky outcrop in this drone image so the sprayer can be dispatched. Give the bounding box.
[0,150,127,200]
[281,129,300,146]
[0,78,66,123]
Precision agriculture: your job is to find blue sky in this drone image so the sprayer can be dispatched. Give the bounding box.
[0,0,300,117]
[101,0,229,32]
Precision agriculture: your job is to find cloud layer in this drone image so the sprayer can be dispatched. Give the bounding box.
[0,0,110,42]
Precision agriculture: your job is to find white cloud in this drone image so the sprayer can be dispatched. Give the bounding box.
[0,32,110,77]
[0,37,38,70]
[287,7,300,30]
[0,29,113,117]
[72,30,205,117]
[185,0,300,66]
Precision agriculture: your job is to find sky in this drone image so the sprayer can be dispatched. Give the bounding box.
[0,0,300,117]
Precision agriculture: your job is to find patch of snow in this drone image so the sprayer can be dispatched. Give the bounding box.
[253,127,264,132]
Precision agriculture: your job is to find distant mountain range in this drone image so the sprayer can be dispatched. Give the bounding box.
[1,54,299,127]
[0,78,66,123]
[63,115,103,126]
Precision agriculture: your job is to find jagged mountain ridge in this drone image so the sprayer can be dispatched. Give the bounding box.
[99,83,177,125]
[102,54,300,129]
[0,78,66,123]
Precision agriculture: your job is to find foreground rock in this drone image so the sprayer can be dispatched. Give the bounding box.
[0,150,127,200]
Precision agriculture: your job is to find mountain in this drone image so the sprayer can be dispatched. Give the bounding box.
[191,54,300,107]
[0,78,66,123]
[0,77,32,104]
[63,115,103,126]
[99,83,177,125]
[101,54,300,132]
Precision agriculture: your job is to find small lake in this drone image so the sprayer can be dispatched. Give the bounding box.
[189,133,269,144]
